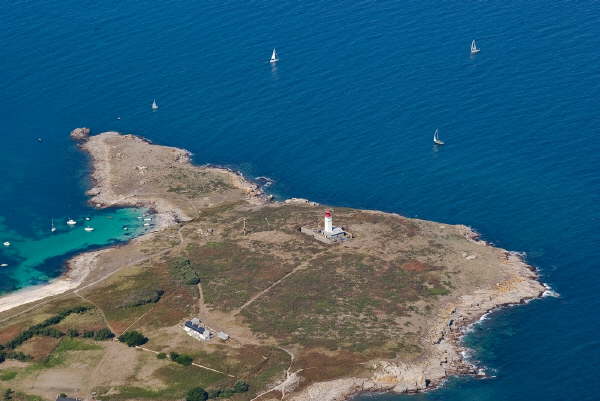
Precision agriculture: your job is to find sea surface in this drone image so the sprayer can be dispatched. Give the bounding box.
[1,0,599,399]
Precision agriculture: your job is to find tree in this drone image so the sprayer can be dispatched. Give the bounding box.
[170,351,193,366]
[67,328,80,337]
[233,380,250,393]
[94,328,115,341]
[118,331,148,347]
[2,388,14,401]
[186,387,208,401]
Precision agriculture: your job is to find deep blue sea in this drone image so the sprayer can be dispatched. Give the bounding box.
[1,0,598,399]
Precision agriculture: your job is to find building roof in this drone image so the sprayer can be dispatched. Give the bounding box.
[326,227,345,236]
[324,210,332,218]
[185,321,205,334]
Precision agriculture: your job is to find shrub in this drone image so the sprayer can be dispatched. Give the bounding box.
[156,352,167,359]
[206,381,249,399]
[3,388,14,401]
[3,352,31,362]
[233,380,249,393]
[67,329,80,337]
[170,258,201,285]
[2,305,91,350]
[93,328,115,341]
[186,387,208,401]
[118,331,148,347]
[169,351,193,366]
[120,289,164,308]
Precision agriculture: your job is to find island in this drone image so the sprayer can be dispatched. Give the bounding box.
[0,131,545,401]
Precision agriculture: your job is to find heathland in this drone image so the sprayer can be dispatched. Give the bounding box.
[0,132,544,401]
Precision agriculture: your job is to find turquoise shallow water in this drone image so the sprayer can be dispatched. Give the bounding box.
[0,208,148,294]
[1,0,599,400]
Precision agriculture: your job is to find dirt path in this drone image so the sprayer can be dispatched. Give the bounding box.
[84,225,188,337]
[249,346,299,401]
[137,346,235,378]
[74,291,116,334]
[0,225,183,326]
[232,258,315,316]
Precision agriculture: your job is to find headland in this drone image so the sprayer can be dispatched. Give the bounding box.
[0,131,544,401]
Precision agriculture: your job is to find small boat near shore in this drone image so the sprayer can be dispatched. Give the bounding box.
[0,264,8,267]
[2,242,10,247]
[51,219,56,233]
[433,129,445,145]
[84,227,95,232]
[67,219,77,226]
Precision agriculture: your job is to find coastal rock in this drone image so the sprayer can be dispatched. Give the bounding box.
[70,127,91,141]
[85,187,101,196]
[284,197,319,206]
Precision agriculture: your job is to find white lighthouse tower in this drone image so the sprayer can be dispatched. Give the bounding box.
[324,209,333,234]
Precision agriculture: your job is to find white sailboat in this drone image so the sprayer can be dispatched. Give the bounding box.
[470,40,480,55]
[269,48,279,63]
[151,99,159,111]
[51,219,56,233]
[84,227,95,232]
[433,129,445,145]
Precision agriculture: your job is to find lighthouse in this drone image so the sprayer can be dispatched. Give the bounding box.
[324,209,333,234]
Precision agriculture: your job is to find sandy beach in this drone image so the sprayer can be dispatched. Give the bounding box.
[0,131,266,317]
[0,251,103,314]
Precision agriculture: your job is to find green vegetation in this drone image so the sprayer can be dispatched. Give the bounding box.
[120,289,164,307]
[169,352,193,366]
[156,352,167,360]
[54,338,102,352]
[0,371,17,381]
[206,381,249,399]
[0,306,92,363]
[81,328,115,341]
[166,170,233,198]
[118,331,148,347]
[169,258,201,285]
[30,338,102,370]
[239,242,448,351]
[2,388,14,401]
[185,387,208,401]
[185,241,293,311]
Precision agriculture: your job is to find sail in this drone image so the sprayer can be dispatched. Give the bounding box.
[434,129,439,141]
[152,99,158,109]
[271,49,278,62]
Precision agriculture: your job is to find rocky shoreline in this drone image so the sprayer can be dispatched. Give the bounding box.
[0,130,269,316]
[287,234,545,401]
[0,129,547,401]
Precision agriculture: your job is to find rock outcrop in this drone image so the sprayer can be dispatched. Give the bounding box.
[70,127,91,141]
